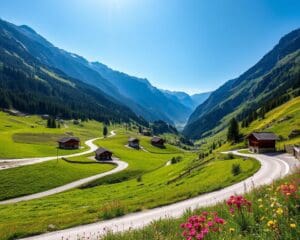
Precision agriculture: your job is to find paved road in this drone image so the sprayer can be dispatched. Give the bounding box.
[0,158,128,205]
[0,131,116,170]
[21,150,300,240]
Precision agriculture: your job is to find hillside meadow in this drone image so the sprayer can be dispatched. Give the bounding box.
[0,111,105,158]
[0,127,260,239]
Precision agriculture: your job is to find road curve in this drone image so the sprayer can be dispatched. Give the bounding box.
[0,158,128,205]
[21,150,300,240]
[0,131,116,170]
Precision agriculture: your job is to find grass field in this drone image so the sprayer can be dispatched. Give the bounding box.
[0,111,106,158]
[195,96,300,154]
[102,172,300,240]
[0,127,260,239]
[0,156,115,200]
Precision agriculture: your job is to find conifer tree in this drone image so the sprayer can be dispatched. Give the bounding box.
[227,118,240,143]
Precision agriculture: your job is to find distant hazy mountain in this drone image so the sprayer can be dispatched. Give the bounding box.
[184,28,300,139]
[0,19,144,124]
[160,90,211,110]
[0,18,194,125]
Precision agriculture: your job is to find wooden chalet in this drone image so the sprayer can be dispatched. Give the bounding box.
[293,146,300,160]
[95,147,113,161]
[142,129,151,136]
[128,137,140,149]
[151,136,165,148]
[246,132,279,153]
[58,137,80,149]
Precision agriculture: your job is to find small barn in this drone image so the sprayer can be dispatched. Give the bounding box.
[151,136,165,148]
[58,137,80,149]
[128,137,140,149]
[142,129,151,136]
[246,132,279,153]
[95,147,112,161]
[293,146,300,160]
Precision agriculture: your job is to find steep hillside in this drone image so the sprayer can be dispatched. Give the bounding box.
[0,22,145,124]
[184,28,300,139]
[91,62,192,124]
[0,19,193,125]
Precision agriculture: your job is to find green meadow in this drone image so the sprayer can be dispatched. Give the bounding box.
[0,157,114,200]
[0,126,260,239]
[0,111,105,158]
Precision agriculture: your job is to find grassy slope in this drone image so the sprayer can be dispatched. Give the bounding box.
[102,172,300,240]
[0,129,260,239]
[0,157,114,200]
[196,96,300,153]
[0,111,105,158]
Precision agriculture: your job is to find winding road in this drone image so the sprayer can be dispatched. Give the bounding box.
[0,131,116,170]
[0,158,128,205]
[21,150,300,240]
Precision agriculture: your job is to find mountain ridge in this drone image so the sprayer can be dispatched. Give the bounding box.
[184,27,300,139]
[0,19,202,125]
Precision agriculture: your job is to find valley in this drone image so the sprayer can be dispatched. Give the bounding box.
[0,10,299,240]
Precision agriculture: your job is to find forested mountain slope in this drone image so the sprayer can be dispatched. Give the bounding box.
[0,19,194,125]
[0,20,145,124]
[184,28,300,139]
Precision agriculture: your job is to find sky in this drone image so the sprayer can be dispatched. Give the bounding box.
[1,0,300,94]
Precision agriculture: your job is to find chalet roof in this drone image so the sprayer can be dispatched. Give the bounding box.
[58,137,80,143]
[129,137,139,142]
[294,146,300,153]
[95,147,112,155]
[247,132,279,141]
[151,136,164,143]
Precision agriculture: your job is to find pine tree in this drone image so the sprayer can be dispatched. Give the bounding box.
[47,118,51,128]
[227,118,240,143]
[103,125,108,138]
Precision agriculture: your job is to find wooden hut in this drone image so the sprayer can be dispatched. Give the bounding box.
[95,147,113,161]
[58,137,80,149]
[246,132,279,153]
[128,137,140,149]
[151,136,165,148]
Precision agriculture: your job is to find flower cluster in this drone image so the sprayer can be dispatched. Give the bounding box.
[226,195,252,214]
[180,211,225,240]
[278,183,297,197]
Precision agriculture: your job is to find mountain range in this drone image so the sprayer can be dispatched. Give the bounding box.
[184,28,300,139]
[1,17,299,140]
[0,18,209,125]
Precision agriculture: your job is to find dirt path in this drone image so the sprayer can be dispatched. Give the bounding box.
[0,131,116,170]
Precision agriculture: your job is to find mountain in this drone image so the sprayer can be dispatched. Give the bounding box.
[0,19,193,125]
[90,62,193,125]
[0,19,146,125]
[161,90,211,110]
[184,28,300,139]
[191,92,212,107]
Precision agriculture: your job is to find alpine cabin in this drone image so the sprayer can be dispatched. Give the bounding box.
[246,132,279,153]
[95,147,113,161]
[128,137,140,149]
[151,136,165,148]
[58,137,80,149]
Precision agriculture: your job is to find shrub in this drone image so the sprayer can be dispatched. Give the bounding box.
[137,175,143,182]
[100,201,126,220]
[171,156,182,164]
[231,163,241,176]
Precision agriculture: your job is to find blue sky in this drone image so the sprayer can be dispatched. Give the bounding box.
[1,0,300,94]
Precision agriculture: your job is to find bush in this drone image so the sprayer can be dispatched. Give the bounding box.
[232,163,241,176]
[171,156,182,164]
[100,201,126,220]
[137,175,143,182]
